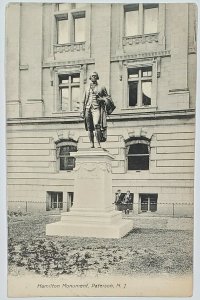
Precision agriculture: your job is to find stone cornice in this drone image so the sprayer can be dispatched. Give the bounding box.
[42,58,95,69]
[111,50,171,62]
[109,109,195,122]
[42,51,170,68]
[7,109,195,126]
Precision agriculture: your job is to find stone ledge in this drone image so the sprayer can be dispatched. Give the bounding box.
[6,109,195,125]
[61,210,122,224]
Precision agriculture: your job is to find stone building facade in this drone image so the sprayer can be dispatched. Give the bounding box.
[6,3,197,216]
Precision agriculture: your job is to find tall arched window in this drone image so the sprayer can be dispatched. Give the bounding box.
[126,138,150,170]
[56,139,77,171]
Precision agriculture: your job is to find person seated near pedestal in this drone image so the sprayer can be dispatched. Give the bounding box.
[122,190,132,215]
[113,189,124,209]
[81,71,115,148]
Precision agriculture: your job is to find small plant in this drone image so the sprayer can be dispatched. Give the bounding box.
[8,210,27,218]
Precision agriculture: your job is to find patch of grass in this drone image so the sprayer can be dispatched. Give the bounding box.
[8,214,193,277]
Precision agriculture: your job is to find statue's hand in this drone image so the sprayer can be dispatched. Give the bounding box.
[97,97,105,104]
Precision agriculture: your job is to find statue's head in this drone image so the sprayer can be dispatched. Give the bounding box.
[89,71,99,81]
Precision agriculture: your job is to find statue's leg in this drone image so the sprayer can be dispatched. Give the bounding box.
[95,124,101,148]
[85,109,94,148]
[93,108,101,148]
[88,131,94,148]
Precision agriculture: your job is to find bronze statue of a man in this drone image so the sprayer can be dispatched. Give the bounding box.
[81,72,115,148]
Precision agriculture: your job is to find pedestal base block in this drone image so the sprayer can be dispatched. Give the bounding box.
[46,210,133,238]
[46,214,133,239]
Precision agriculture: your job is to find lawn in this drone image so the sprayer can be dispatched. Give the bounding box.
[8,213,193,277]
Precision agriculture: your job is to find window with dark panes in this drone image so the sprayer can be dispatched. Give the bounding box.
[141,195,148,212]
[129,82,138,107]
[140,194,158,212]
[128,67,152,107]
[128,68,138,107]
[50,192,63,210]
[59,144,77,171]
[58,73,80,111]
[126,137,150,171]
[150,195,158,212]
[127,141,149,170]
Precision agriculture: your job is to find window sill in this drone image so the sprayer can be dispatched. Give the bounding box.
[52,111,81,117]
[56,170,76,177]
[120,106,157,113]
[127,170,149,173]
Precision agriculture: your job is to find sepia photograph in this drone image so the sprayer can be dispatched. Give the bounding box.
[4,1,199,297]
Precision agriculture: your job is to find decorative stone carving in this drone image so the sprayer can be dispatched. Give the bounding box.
[123,128,153,142]
[122,33,159,47]
[54,130,77,142]
[74,161,112,178]
[54,42,86,53]
[111,50,171,63]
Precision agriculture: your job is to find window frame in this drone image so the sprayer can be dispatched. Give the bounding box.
[58,73,81,112]
[46,191,63,210]
[140,193,158,212]
[143,4,159,35]
[124,4,139,37]
[72,11,86,43]
[123,60,158,110]
[55,139,77,172]
[124,3,159,37]
[54,66,84,114]
[54,6,86,45]
[56,15,69,45]
[126,139,150,171]
[128,67,152,107]
[119,3,166,51]
[51,4,90,57]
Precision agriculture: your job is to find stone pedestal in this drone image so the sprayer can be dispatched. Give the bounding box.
[46,149,133,238]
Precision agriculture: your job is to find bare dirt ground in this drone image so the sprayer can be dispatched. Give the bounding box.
[8,213,193,277]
